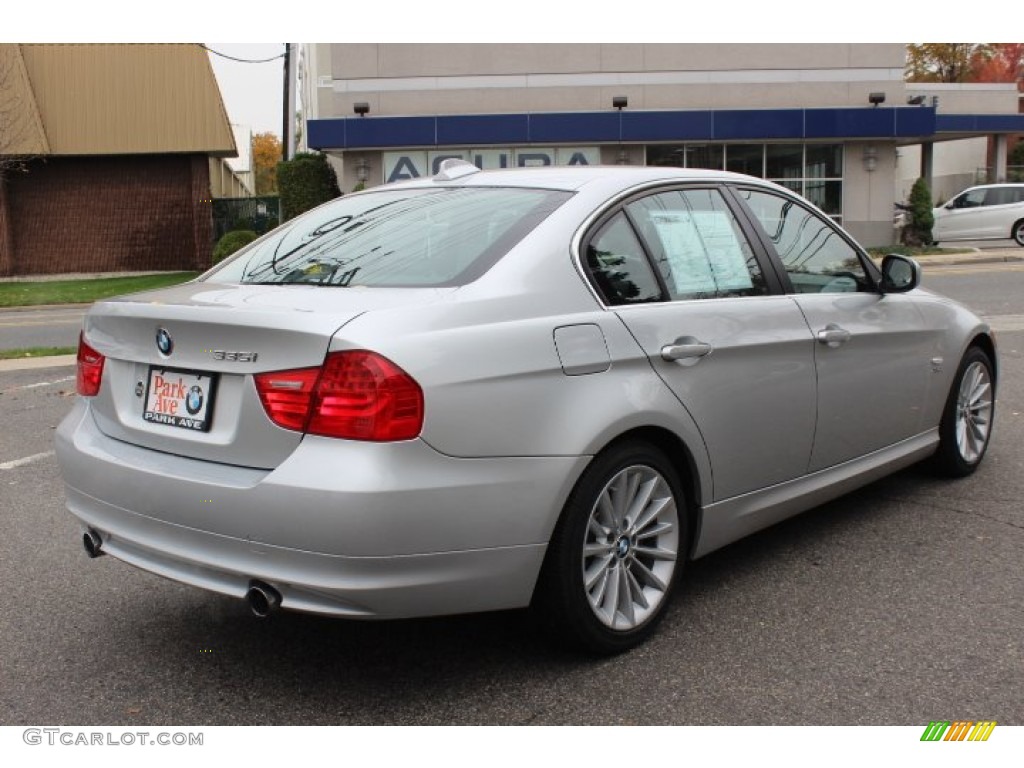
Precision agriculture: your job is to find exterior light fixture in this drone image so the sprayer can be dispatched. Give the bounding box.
[353,102,370,117]
[612,96,627,110]
[868,92,886,107]
[862,145,878,173]
[355,158,370,183]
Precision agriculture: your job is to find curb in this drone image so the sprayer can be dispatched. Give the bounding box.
[918,255,1024,267]
[0,303,92,313]
[0,354,77,372]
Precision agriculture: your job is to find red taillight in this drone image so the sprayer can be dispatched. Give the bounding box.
[76,332,105,396]
[254,350,424,442]
[253,366,320,431]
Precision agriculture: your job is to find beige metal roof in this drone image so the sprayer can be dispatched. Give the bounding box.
[0,45,50,155]
[6,44,236,157]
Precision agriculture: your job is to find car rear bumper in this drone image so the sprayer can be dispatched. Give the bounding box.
[56,401,587,618]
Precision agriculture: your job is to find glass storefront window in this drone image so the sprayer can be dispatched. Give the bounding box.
[803,180,843,216]
[645,145,687,168]
[643,143,844,222]
[726,145,763,177]
[683,144,724,171]
[766,145,803,180]
[806,144,843,178]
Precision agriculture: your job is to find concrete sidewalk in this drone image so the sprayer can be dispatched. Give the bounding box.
[911,247,1023,267]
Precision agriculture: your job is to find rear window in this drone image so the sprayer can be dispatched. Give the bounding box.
[206,187,571,287]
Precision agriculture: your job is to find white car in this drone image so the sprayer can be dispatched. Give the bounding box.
[932,183,1024,246]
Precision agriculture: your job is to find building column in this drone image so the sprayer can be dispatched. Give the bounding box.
[993,134,1008,183]
[920,141,934,189]
[190,155,213,270]
[0,177,13,276]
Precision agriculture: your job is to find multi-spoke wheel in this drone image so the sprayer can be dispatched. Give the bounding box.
[582,465,679,630]
[534,441,687,654]
[1013,220,1024,248]
[932,347,995,477]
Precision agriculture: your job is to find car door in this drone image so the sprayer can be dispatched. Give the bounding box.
[978,186,1023,239]
[935,188,987,240]
[733,186,933,472]
[582,186,817,502]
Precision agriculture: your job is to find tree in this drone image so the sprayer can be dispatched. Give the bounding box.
[903,178,935,247]
[251,132,282,195]
[973,43,1024,87]
[276,152,341,221]
[1010,141,1024,166]
[906,44,987,83]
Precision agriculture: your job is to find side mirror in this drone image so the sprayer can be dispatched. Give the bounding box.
[945,202,955,210]
[880,254,921,293]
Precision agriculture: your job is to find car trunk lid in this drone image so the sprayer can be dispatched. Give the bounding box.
[82,282,454,468]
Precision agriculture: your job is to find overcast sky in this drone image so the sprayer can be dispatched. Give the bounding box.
[206,43,287,138]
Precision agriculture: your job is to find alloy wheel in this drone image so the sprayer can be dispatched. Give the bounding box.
[955,361,993,464]
[581,465,679,630]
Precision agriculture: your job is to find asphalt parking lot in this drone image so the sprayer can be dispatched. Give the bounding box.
[1,336,1021,725]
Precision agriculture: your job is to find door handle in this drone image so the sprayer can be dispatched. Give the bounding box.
[660,337,713,362]
[816,323,851,347]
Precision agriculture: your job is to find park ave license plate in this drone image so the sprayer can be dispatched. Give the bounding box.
[143,367,216,432]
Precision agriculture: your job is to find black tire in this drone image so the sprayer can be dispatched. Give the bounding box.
[1012,220,1024,248]
[931,347,995,477]
[533,441,688,654]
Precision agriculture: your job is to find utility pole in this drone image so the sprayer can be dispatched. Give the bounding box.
[281,43,291,161]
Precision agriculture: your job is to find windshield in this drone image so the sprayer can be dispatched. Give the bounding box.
[206,187,571,287]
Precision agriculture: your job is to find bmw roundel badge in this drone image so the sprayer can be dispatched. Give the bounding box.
[156,327,174,356]
[186,385,204,415]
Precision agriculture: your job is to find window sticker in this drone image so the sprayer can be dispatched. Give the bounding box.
[650,210,753,296]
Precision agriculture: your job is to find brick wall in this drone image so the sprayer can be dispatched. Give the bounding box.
[2,154,213,276]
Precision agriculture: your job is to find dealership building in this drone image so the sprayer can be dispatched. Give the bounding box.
[299,44,1024,247]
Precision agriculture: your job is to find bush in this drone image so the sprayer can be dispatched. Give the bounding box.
[903,177,935,246]
[277,152,342,222]
[213,230,258,263]
[1010,140,1024,167]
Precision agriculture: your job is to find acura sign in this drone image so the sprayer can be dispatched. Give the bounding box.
[384,147,599,183]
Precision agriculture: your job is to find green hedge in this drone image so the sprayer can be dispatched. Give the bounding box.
[213,230,259,263]
[277,152,342,221]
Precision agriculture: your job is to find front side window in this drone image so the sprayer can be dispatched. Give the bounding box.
[626,189,769,300]
[738,188,872,294]
[954,189,987,209]
[207,187,571,287]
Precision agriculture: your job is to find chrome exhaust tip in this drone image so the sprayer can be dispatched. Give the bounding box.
[83,529,104,558]
[246,582,281,618]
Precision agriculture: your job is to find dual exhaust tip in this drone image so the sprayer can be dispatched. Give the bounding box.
[246,581,281,618]
[83,529,104,558]
[82,529,281,618]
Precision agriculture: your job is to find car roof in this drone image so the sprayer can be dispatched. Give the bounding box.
[384,165,771,193]
[964,183,1024,191]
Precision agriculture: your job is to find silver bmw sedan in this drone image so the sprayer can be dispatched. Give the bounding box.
[56,162,996,653]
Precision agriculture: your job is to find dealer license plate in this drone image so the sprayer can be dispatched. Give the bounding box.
[143,367,216,432]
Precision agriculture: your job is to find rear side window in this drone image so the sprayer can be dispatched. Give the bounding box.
[207,187,571,287]
[985,187,1024,206]
[585,212,663,305]
[625,188,769,300]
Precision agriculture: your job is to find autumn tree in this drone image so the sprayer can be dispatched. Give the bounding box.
[251,132,282,195]
[973,43,1024,87]
[906,44,987,83]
